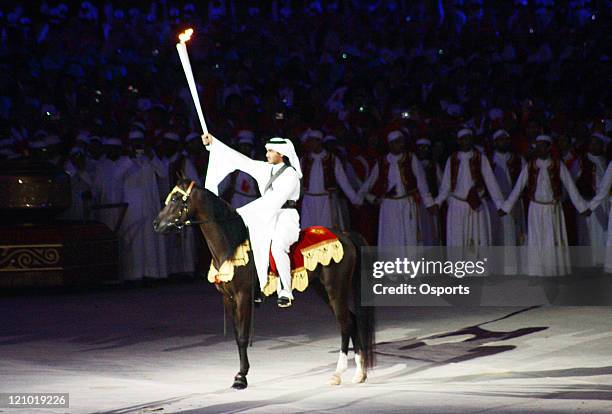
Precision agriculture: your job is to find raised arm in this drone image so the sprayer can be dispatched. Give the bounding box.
[203,133,268,195]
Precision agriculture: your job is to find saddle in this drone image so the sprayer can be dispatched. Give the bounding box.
[265,226,343,296]
[207,226,344,296]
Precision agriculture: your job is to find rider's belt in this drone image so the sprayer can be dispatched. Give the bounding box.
[282,200,298,209]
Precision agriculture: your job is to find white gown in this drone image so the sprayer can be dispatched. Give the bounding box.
[575,154,608,266]
[362,153,434,247]
[91,156,132,231]
[205,138,301,297]
[435,150,504,248]
[300,150,360,230]
[588,162,612,273]
[121,154,168,280]
[502,159,587,276]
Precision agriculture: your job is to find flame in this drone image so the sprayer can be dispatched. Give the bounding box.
[178,28,194,43]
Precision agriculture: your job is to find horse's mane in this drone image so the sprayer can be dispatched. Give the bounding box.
[178,179,249,263]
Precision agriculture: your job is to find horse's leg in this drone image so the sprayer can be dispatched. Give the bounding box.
[318,268,352,386]
[231,289,252,389]
[347,309,366,383]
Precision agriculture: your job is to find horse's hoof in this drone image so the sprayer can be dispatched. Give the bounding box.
[328,373,342,386]
[232,374,248,390]
[351,374,367,384]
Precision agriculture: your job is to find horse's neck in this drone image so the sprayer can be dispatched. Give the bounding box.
[196,191,246,267]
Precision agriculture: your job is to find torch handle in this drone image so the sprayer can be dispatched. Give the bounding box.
[176,43,208,135]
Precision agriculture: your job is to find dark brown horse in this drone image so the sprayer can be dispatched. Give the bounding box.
[153,179,375,389]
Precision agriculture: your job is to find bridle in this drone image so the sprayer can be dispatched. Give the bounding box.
[164,181,201,229]
[163,180,242,229]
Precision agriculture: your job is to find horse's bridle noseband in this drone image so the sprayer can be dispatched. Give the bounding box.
[164,181,198,229]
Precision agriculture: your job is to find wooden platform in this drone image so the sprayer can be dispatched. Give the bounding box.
[0,221,119,288]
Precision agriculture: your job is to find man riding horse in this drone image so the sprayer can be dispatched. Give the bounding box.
[202,132,301,307]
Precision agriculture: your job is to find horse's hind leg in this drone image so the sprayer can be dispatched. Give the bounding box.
[319,269,353,386]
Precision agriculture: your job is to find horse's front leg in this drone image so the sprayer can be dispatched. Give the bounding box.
[229,291,251,390]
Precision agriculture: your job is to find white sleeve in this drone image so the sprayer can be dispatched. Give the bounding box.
[482,156,504,209]
[501,164,528,213]
[412,156,434,207]
[561,162,587,213]
[334,157,359,203]
[434,158,451,205]
[205,137,269,195]
[360,162,379,194]
[589,162,612,210]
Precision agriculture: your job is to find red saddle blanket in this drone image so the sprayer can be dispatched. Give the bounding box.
[268,226,338,276]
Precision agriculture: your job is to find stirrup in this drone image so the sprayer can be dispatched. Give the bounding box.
[277,296,292,308]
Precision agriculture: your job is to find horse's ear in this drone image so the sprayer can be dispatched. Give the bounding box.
[176,170,186,181]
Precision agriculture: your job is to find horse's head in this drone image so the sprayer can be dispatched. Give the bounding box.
[153,179,199,234]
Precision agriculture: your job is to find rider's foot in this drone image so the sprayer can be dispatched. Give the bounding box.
[277,296,292,308]
[254,290,264,305]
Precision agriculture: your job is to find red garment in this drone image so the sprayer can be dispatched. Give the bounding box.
[268,226,338,275]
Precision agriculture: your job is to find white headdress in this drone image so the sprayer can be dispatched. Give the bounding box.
[265,137,302,178]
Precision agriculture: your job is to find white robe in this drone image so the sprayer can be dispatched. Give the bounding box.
[435,150,504,248]
[575,154,608,266]
[417,159,442,246]
[121,155,168,280]
[91,156,132,231]
[159,153,198,275]
[300,150,359,230]
[502,158,587,276]
[588,162,612,273]
[61,160,93,221]
[487,152,527,274]
[362,153,434,247]
[205,138,301,296]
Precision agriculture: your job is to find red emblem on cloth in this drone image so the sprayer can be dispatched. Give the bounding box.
[268,226,338,275]
[240,179,251,192]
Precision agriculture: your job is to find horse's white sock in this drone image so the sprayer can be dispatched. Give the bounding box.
[335,351,348,374]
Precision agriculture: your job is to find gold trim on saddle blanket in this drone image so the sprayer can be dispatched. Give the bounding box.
[262,238,344,296]
[207,240,251,284]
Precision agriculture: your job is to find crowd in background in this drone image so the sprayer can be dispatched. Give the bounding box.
[1,0,611,280]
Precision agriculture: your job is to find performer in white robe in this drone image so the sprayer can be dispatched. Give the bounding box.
[300,129,361,230]
[158,131,196,275]
[121,130,168,281]
[61,147,93,221]
[588,161,612,273]
[574,134,609,266]
[361,130,436,247]
[218,130,260,208]
[486,130,527,274]
[435,128,504,248]
[91,138,132,231]
[500,135,588,276]
[415,138,443,246]
[203,133,302,308]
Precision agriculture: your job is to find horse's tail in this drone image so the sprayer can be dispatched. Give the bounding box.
[348,231,376,369]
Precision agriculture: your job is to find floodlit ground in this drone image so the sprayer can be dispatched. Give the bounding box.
[1,281,611,413]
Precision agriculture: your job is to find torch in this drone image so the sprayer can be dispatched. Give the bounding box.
[176,28,208,135]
